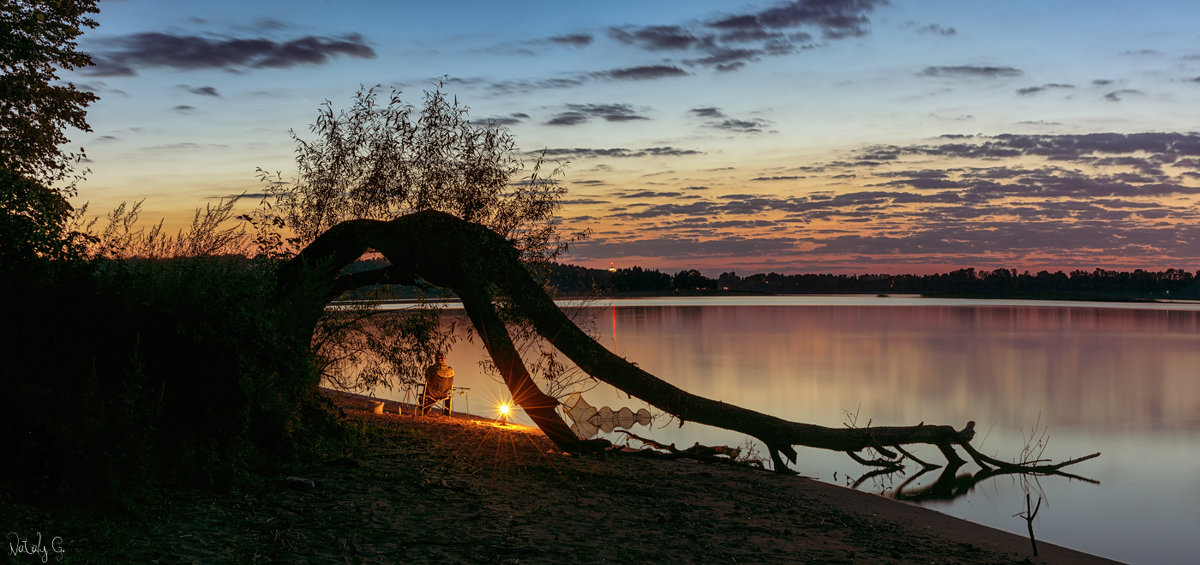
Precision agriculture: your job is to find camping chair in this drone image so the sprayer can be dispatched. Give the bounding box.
[419,371,454,416]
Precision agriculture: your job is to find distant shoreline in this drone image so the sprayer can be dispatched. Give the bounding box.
[331,289,1200,309]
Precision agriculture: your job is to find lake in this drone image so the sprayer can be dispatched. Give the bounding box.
[369,296,1200,564]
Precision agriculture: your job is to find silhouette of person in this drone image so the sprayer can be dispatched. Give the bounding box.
[420,353,455,415]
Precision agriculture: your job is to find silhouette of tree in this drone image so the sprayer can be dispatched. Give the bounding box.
[1,0,97,187]
[250,85,585,402]
[277,210,1100,474]
[1,0,99,265]
[248,83,573,262]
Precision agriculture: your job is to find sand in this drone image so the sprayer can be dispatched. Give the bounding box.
[2,390,1121,564]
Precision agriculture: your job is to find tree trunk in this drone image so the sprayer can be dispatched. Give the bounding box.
[279,211,1094,472]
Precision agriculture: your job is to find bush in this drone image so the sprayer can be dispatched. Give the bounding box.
[0,255,352,507]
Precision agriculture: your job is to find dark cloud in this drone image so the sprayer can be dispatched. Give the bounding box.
[549,33,593,47]
[538,146,701,159]
[687,47,763,72]
[597,0,883,75]
[546,103,649,126]
[481,113,529,125]
[568,131,1200,269]
[213,192,271,200]
[1104,89,1144,101]
[184,85,220,97]
[1016,83,1074,95]
[568,235,798,261]
[591,65,689,81]
[85,31,374,76]
[485,76,588,94]
[711,118,772,133]
[751,175,802,181]
[910,23,956,36]
[618,190,685,199]
[689,107,725,118]
[560,197,610,205]
[608,25,705,50]
[172,104,197,113]
[706,0,887,39]
[894,132,1200,163]
[920,65,1023,78]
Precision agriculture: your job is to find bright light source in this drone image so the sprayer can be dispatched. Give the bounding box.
[498,402,511,425]
[499,404,510,415]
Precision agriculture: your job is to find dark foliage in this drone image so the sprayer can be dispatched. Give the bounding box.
[0,168,90,265]
[539,263,1200,301]
[0,256,352,507]
[0,0,98,189]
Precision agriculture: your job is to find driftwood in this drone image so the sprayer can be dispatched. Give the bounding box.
[280,210,1099,474]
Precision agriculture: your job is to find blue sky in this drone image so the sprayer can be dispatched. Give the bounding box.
[67,0,1200,274]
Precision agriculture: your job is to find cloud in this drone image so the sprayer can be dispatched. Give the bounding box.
[751,175,803,181]
[566,131,1200,270]
[172,105,197,113]
[546,103,650,126]
[538,146,701,159]
[85,31,374,76]
[689,107,725,118]
[596,0,884,75]
[909,22,956,36]
[568,235,799,261]
[183,85,221,97]
[1016,83,1074,95]
[548,33,593,47]
[706,0,887,39]
[618,190,685,199]
[608,25,705,51]
[481,112,530,125]
[591,65,689,81]
[920,65,1023,78]
[1104,89,1144,101]
[712,118,773,133]
[688,106,773,133]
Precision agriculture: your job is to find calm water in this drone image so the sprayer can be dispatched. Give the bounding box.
[374,296,1200,564]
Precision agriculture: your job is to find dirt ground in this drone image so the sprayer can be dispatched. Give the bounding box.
[2,391,1119,564]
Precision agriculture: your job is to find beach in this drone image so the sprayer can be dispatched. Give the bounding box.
[2,390,1120,564]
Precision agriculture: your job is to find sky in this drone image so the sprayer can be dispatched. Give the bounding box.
[64,0,1200,275]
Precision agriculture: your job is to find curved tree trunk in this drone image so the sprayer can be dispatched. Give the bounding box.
[279,211,1095,473]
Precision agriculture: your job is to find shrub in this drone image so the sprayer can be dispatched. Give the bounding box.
[0,255,352,506]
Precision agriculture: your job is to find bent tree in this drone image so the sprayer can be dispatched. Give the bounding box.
[277,210,1099,475]
[261,85,1095,476]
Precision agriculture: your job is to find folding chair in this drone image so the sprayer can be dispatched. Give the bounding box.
[419,372,454,416]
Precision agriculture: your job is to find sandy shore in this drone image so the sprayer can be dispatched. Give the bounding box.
[2,390,1120,564]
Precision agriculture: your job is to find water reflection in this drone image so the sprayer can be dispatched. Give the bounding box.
[371,297,1198,563]
[585,302,1200,434]
[555,298,1199,564]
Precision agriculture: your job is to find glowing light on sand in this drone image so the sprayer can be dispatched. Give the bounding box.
[498,402,510,425]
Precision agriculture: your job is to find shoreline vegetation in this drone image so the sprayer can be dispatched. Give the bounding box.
[2,390,1119,564]
[338,259,1200,303]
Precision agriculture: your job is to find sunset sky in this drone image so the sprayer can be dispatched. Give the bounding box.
[66,0,1200,274]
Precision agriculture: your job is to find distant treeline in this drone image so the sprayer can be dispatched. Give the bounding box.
[340,260,1200,301]
[544,264,1200,301]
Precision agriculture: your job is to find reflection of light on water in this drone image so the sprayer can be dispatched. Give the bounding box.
[362,298,1198,564]
[612,303,618,349]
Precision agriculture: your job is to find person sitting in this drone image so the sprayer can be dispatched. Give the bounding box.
[420,353,455,415]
